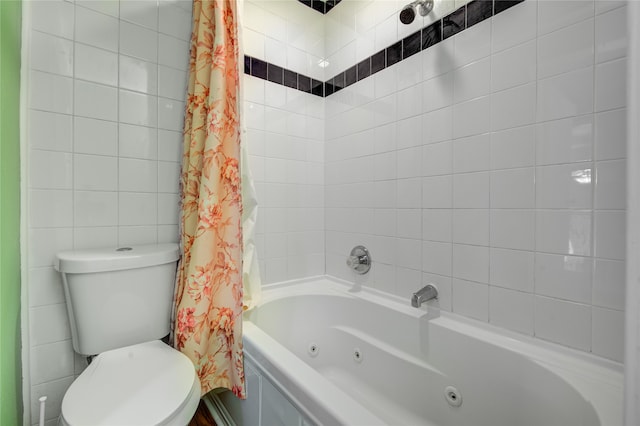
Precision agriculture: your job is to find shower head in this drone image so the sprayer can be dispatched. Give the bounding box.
[399,0,434,25]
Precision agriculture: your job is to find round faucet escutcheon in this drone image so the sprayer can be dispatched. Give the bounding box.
[346,246,371,274]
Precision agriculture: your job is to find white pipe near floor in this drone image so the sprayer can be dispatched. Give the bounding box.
[38,396,46,426]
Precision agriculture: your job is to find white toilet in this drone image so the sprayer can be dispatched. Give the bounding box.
[54,244,201,425]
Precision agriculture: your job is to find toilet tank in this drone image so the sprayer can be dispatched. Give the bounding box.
[54,244,180,356]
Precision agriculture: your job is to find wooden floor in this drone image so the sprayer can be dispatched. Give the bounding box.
[188,400,217,426]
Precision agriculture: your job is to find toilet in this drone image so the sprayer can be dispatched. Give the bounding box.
[54,244,201,425]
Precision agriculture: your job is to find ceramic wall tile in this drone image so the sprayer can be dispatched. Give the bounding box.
[74,117,118,156]
[489,286,535,335]
[75,6,118,52]
[537,19,594,79]
[31,0,75,39]
[76,0,119,17]
[535,253,593,304]
[491,82,536,131]
[592,307,624,361]
[29,190,73,228]
[120,56,158,95]
[594,211,625,260]
[536,115,594,165]
[30,340,74,385]
[119,90,158,127]
[490,125,535,170]
[595,160,626,210]
[158,34,190,71]
[119,124,158,160]
[29,150,73,190]
[452,244,489,284]
[453,57,491,103]
[535,296,591,351]
[120,0,158,30]
[536,210,592,256]
[118,192,158,226]
[73,191,118,227]
[593,259,625,310]
[491,40,536,92]
[595,5,627,64]
[595,58,627,112]
[452,133,491,173]
[595,108,626,161]
[120,21,158,63]
[537,66,594,122]
[452,278,489,321]
[490,168,535,209]
[452,209,489,246]
[74,80,118,121]
[29,71,73,114]
[75,43,118,87]
[491,0,537,53]
[30,31,73,77]
[29,111,73,152]
[73,154,118,191]
[118,158,158,193]
[537,0,594,36]
[489,248,535,292]
[536,163,593,209]
[490,210,535,250]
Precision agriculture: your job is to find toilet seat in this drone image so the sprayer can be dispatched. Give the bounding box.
[60,340,200,426]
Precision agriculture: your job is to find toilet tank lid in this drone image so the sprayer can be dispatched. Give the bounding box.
[55,243,180,273]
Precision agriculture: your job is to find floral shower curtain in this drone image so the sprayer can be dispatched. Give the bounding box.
[173,0,245,398]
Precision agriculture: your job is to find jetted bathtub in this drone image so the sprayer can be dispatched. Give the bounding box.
[242,277,623,426]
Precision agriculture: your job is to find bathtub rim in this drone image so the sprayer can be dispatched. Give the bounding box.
[252,275,623,371]
[243,275,623,426]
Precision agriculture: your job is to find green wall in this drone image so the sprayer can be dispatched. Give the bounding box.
[0,1,22,424]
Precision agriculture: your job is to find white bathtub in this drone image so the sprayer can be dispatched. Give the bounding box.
[241,277,623,426]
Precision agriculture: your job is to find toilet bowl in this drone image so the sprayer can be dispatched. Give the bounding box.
[54,244,201,425]
[59,341,201,426]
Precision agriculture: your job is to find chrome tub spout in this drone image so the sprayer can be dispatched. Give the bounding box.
[411,284,438,307]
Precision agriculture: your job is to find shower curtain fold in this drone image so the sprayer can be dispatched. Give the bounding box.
[173,0,246,399]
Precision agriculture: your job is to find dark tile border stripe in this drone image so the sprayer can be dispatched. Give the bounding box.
[245,0,524,98]
[245,55,325,97]
[297,0,342,15]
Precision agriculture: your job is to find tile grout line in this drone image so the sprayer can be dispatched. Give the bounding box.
[589,1,597,353]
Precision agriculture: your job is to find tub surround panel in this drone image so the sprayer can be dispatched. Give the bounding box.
[322,0,627,360]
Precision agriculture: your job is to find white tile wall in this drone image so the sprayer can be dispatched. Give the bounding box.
[323,0,627,362]
[244,0,325,81]
[24,0,192,423]
[244,73,325,283]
